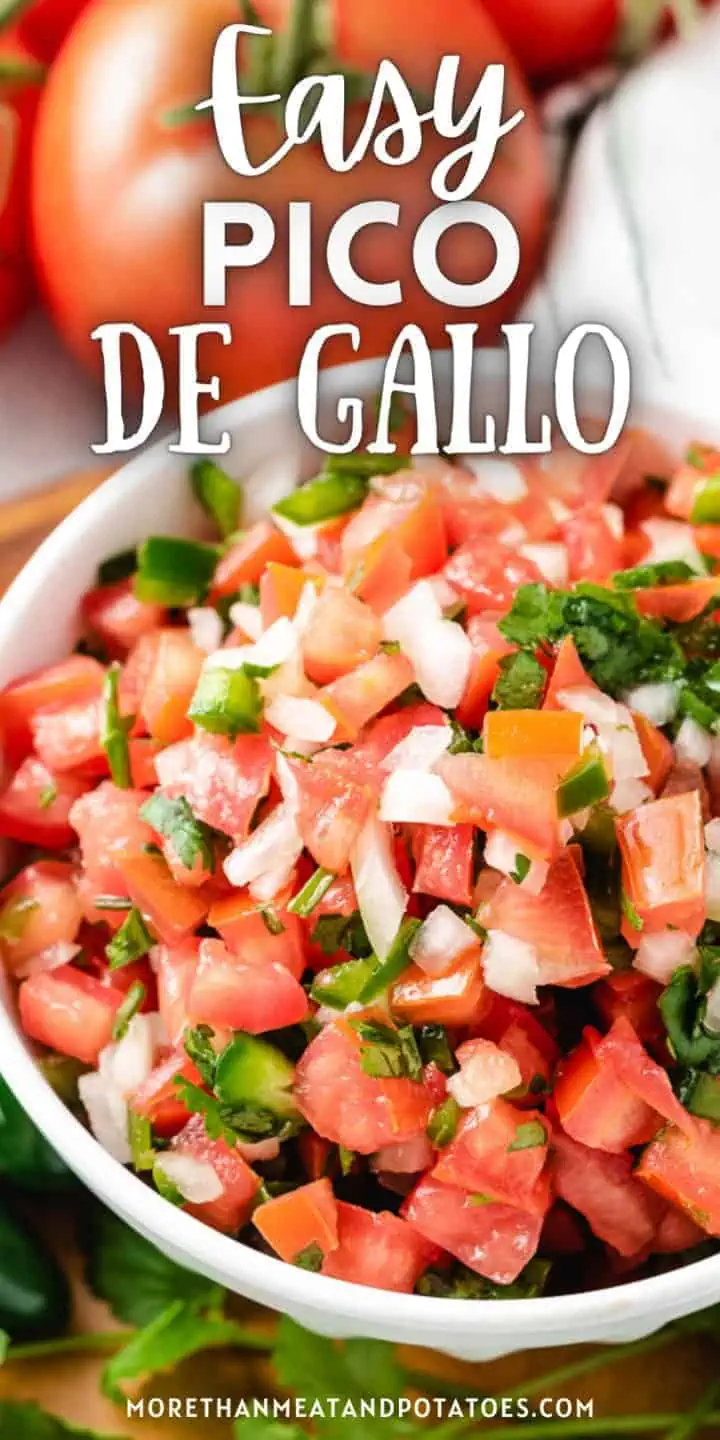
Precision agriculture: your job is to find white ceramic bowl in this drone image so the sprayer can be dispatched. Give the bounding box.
[0,353,719,1362]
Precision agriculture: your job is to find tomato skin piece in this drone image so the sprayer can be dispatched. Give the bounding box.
[0,860,83,973]
[390,953,487,1028]
[81,579,167,659]
[616,790,706,940]
[412,823,474,908]
[211,522,295,598]
[188,938,309,1034]
[483,849,608,987]
[633,712,673,794]
[551,1130,659,1257]
[170,1114,260,1234]
[0,757,88,849]
[0,656,105,765]
[553,1029,661,1154]
[433,1099,549,1211]
[290,750,377,873]
[348,533,413,616]
[155,732,273,840]
[637,1120,720,1237]
[543,636,594,711]
[321,1201,439,1292]
[341,475,447,582]
[403,1174,545,1285]
[443,539,542,616]
[152,940,199,1046]
[139,629,204,746]
[18,964,125,1065]
[116,849,210,945]
[294,1021,431,1155]
[438,752,568,863]
[254,1178,339,1264]
[259,562,313,626]
[320,652,414,740]
[207,895,305,980]
[301,587,381,686]
[131,1051,201,1138]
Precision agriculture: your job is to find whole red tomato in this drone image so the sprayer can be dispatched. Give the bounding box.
[481,0,618,82]
[31,0,549,401]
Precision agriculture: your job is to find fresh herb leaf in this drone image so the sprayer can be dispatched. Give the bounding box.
[310,911,372,960]
[106,907,154,971]
[509,853,531,885]
[416,1024,456,1075]
[508,1120,547,1152]
[0,1404,126,1439]
[427,1096,460,1147]
[175,1077,291,1147]
[101,664,133,789]
[111,982,146,1041]
[492,650,546,710]
[191,460,242,540]
[349,1019,423,1081]
[613,559,697,590]
[621,889,644,933]
[288,866,335,917]
[660,957,720,1068]
[86,1207,220,1327]
[140,792,215,873]
[293,1242,324,1272]
[272,1316,406,1414]
[417,1257,551,1300]
[39,783,58,810]
[184,1025,218,1087]
[101,1300,256,1404]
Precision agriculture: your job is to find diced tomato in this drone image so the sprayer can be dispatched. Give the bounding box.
[139,630,204,746]
[18,964,125,1065]
[653,1205,707,1255]
[637,1119,720,1236]
[551,1130,658,1257]
[128,738,161,790]
[81,579,166,659]
[31,695,105,776]
[0,656,105,765]
[69,783,155,895]
[152,940,199,1046]
[553,1028,661,1154]
[170,1114,260,1233]
[211,520,295,599]
[259,561,309,626]
[413,823,474,908]
[321,1201,439,1292]
[352,702,446,768]
[665,458,715,520]
[156,732,272,842]
[349,533,413,615]
[443,539,542,616]
[543,636,594,710]
[131,1051,201,1138]
[693,525,720,561]
[188,938,308,1033]
[0,860,83,973]
[433,1099,549,1211]
[320,651,414,740]
[118,631,160,722]
[483,850,609,987]
[634,577,720,623]
[254,1178,339,1264]
[593,971,664,1049]
[290,750,377,873]
[484,709,582,760]
[298,1131,333,1181]
[341,473,447,581]
[403,1174,545,1285]
[633,713,673,794]
[661,760,710,822]
[540,1202,587,1257]
[599,1017,694,1134]
[438,752,568,862]
[116,849,210,945]
[391,952,487,1027]
[616,790,706,941]
[301,588,381,686]
[455,618,515,730]
[0,758,89,849]
[431,464,511,548]
[294,1021,431,1154]
[207,895,305,980]
[479,997,559,1101]
[561,507,622,583]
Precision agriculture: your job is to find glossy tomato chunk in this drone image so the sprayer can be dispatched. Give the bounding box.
[403,1175,545,1285]
[294,1021,431,1154]
[438,752,568,862]
[69,782,155,895]
[301,588,381,685]
[553,1028,661,1154]
[616,790,706,941]
[290,750,377,873]
[139,630,204,746]
[131,1051,201,1138]
[0,757,88,849]
[552,1130,659,1257]
[0,656,105,765]
[152,940,200,1046]
[82,579,166,658]
[433,1100,549,1211]
[170,1114,260,1233]
[413,823,474,908]
[155,732,272,840]
[391,952,487,1027]
[211,520,295,599]
[483,849,608,987]
[341,473,447,581]
[188,939,309,1033]
[443,539,541,615]
[18,964,125,1065]
[321,1201,440,1292]
[207,895,305,980]
[254,1178,339,1264]
[0,860,82,973]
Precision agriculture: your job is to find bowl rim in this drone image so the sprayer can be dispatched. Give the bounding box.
[1,353,719,1337]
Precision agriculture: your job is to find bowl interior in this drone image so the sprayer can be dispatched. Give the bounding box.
[0,352,719,1359]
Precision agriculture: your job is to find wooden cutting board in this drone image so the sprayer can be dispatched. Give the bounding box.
[0,470,716,1436]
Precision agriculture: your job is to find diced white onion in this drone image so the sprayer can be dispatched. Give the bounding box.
[207,616,297,673]
[158,1154,224,1204]
[410,905,478,977]
[15,941,81,980]
[78,1072,131,1166]
[598,713,649,782]
[292,581,319,634]
[271,510,322,561]
[265,695,335,744]
[706,853,720,923]
[601,503,625,540]
[674,717,713,769]
[225,802,303,890]
[519,542,569,587]
[483,830,549,894]
[379,769,454,826]
[556,686,620,726]
[351,816,407,961]
[381,725,451,774]
[705,818,720,853]
[482,929,541,1006]
[498,521,529,548]
[274,750,301,811]
[100,1014,156,1100]
[413,619,473,710]
[548,497,572,524]
[383,580,442,646]
[460,456,528,503]
[447,1040,522,1109]
[188,607,225,655]
[641,518,704,571]
[429,576,462,613]
[634,929,697,985]
[705,977,720,1036]
[227,600,264,642]
[610,778,654,814]
[623,681,679,727]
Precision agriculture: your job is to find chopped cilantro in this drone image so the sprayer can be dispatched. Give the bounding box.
[106,907,155,970]
[492,650,546,710]
[507,1120,547,1152]
[140,793,215,874]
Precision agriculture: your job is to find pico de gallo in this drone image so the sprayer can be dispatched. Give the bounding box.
[3,433,720,1300]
